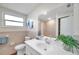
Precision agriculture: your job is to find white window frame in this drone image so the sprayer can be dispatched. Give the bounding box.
[4,14,24,26]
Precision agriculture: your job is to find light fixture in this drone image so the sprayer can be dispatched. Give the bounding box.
[43,11,47,15]
[48,17,51,20]
[47,20,55,25]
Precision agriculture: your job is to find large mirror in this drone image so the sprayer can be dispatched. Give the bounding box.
[38,3,73,37]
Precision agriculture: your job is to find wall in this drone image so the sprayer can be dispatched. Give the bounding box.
[45,20,56,37]
[73,4,79,35]
[0,31,27,45]
[73,4,79,41]
[0,26,28,44]
[40,20,56,37]
[0,6,3,26]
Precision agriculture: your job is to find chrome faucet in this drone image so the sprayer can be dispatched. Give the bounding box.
[45,38,50,44]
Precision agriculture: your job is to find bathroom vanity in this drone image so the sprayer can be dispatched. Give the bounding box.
[25,37,73,55]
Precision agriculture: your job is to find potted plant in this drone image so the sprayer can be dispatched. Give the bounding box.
[56,34,79,54]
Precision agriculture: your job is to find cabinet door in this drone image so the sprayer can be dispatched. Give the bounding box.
[26,44,31,55]
[29,48,40,55]
[25,44,40,55]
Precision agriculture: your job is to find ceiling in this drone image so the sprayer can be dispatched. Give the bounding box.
[0,3,73,21]
[39,3,73,21]
[0,3,40,15]
[0,3,65,15]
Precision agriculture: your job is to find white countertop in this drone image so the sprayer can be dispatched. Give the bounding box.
[25,38,73,55]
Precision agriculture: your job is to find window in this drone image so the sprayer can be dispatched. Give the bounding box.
[5,14,24,26]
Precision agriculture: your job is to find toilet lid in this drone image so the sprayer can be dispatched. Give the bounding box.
[15,44,25,50]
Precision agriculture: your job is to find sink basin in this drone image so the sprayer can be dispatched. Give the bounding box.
[25,39,73,55]
[36,42,47,51]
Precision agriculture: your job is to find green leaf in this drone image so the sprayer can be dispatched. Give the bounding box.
[56,34,79,49]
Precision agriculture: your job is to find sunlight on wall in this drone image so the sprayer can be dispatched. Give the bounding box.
[47,20,55,25]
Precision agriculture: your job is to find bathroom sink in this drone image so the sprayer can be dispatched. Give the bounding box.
[25,39,73,55]
[36,42,47,51]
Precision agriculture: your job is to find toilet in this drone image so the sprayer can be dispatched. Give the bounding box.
[15,44,26,55]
